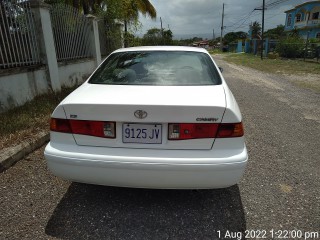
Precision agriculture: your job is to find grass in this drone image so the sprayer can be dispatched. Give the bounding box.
[294,80,320,93]
[0,86,77,149]
[222,53,320,93]
[208,49,222,55]
[223,53,320,75]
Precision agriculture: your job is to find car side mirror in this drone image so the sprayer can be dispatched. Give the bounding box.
[218,67,223,73]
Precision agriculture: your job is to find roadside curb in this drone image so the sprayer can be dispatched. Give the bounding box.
[0,131,49,173]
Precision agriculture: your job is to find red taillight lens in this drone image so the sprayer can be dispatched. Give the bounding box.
[50,118,116,138]
[70,120,105,138]
[168,123,219,140]
[168,122,244,140]
[216,122,244,138]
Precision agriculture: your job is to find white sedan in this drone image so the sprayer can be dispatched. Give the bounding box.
[44,46,248,189]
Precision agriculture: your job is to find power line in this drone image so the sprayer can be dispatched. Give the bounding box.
[225,10,255,28]
[223,0,300,34]
[261,0,291,9]
[227,11,260,32]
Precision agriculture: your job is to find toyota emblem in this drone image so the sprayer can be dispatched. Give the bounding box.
[134,110,147,119]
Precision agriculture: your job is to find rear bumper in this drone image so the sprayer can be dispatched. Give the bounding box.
[44,143,248,189]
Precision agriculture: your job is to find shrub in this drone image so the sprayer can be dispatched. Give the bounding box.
[275,36,304,58]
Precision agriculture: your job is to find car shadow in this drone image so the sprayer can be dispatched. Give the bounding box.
[45,183,246,240]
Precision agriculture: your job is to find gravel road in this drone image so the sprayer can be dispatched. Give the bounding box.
[1,57,319,240]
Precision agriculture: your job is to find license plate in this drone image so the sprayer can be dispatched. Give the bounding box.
[122,123,162,144]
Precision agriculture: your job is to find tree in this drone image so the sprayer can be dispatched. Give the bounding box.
[142,27,173,46]
[123,0,157,47]
[250,21,261,39]
[45,0,105,15]
[45,0,158,51]
[224,31,247,44]
[163,29,173,44]
[289,27,300,38]
[264,25,285,39]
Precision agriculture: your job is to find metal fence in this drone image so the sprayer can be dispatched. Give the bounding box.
[50,4,92,62]
[244,39,320,61]
[0,0,40,69]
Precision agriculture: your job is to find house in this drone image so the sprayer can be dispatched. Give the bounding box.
[192,40,210,49]
[284,0,320,39]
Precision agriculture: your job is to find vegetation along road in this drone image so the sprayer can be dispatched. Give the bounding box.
[0,56,319,239]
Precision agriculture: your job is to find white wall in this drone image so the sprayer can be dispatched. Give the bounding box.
[0,68,48,112]
[58,59,96,87]
[0,59,96,113]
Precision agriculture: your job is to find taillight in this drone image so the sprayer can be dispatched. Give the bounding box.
[216,123,244,138]
[168,123,219,140]
[168,122,244,140]
[50,118,71,133]
[50,118,116,138]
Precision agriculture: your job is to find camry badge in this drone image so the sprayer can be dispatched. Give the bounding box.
[134,110,148,119]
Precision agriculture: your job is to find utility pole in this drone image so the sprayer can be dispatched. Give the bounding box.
[160,17,164,45]
[261,0,265,60]
[212,29,215,50]
[220,3,225,51]
[254,0,266,60]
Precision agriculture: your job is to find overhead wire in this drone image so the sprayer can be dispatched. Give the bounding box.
[223,0,299,34]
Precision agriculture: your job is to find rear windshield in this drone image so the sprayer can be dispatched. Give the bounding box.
[89,51,222,86]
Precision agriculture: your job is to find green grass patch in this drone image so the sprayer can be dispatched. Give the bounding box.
[294,81,320,93]
[208,49,222,54]
[0,86,77,137]
[223,53,320,93]
[224,53,320,75]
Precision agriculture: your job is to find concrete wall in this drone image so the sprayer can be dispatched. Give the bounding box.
[58,59,96,87]
[0,58,96,113]
[0,67,48,112]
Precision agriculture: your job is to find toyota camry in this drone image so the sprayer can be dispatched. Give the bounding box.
[44,46,248,189]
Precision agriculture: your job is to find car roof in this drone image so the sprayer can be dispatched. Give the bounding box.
[113,46,209,54]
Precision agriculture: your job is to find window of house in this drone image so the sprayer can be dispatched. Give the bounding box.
[296,13,302,22]
[287,14,292,26]
[312,12,319,19]
[316,32,320,39]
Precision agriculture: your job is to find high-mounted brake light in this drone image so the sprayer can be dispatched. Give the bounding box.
[50,118,116,138]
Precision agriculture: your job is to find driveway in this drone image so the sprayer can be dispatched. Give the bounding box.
[0,57,319,240]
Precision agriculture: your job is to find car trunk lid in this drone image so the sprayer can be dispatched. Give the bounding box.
[62,84,226,149]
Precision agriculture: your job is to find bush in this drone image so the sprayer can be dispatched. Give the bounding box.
[275,36,304,58]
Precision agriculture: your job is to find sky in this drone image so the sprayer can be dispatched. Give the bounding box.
[137,0,310,39]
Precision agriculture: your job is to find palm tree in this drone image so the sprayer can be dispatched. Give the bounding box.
[123,0,157,47]
[45,0,157,47]
[45,0,104,14]
[250,21,262,39]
